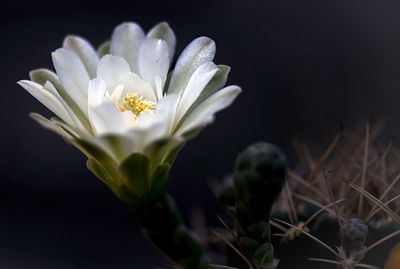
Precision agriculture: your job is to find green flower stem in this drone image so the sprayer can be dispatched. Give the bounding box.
[94,153,211,269]
[127,191,211,269]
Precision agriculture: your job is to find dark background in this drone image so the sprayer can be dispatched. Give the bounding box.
[1,0,400,268]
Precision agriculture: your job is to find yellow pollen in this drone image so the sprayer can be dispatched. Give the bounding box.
[118,93,155,116]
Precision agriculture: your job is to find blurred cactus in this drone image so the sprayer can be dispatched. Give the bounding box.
[342,218,368,255]
[279,122,400,227]
[271,122,400,268]
[233,142,287,267]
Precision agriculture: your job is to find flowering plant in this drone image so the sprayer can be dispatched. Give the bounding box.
[19,21,240,269]
[19,21,240,195]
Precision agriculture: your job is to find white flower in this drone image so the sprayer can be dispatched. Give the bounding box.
[19,22,241,168]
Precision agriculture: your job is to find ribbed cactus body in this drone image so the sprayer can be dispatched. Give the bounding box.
[233,142,287,266]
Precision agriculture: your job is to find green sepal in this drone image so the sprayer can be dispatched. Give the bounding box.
[86,159,114,187]
[118,153,151,198]
[144,137,182,169]
[144,138,170,165]
[148,163,170,199]
[117,152,171,202]
[72,138,120,184]
[113,184,140,207]
[96,134,135,164]
[181,127,202,140]
[161,142,185,166]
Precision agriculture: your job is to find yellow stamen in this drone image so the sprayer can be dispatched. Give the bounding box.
[118,93,155,116]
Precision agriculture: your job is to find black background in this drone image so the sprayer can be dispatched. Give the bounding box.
[1,0,400,268]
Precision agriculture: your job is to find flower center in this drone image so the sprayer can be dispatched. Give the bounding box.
[118,93,156,116]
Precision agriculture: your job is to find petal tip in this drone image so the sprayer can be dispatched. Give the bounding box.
[62,34,83,48]
[195,36,215,46]
[51,48,68,60]
[233,85,242,93]
[114,21,143,32]
[17,80,27,86]
[153,21,171,30]
[17,79,33,87]
[63,34,77,42]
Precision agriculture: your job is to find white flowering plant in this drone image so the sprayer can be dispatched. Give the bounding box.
[20,21,240,269]
[19,22,240,198]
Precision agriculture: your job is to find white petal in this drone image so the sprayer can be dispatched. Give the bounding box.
[110,84,124,105]
[174,62,219,125]
[138,94,179,134]
[194,65,230,105]
[88,101,126,135]
[154,75,163,100]
[176,85,241,135]
[63,35,99,78]
[29,68,93,133]
[119,72,157,102]
[110,22,145,73]
[138,38,169,95]
[97,55,130,91]
[52,48,90,115]
[51,116,82,138]
[147,22,176,62]
[18,80,74,126]
[29,68,62,89]
[88,78,108,108]
[126,123,165,153]
[174,65,231,130]
[168,37,216,95]
[121,111,138,128]
[43,81,88,132]
[88,78,127,135]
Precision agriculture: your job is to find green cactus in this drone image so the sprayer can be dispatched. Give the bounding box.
[233,142,287,267]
